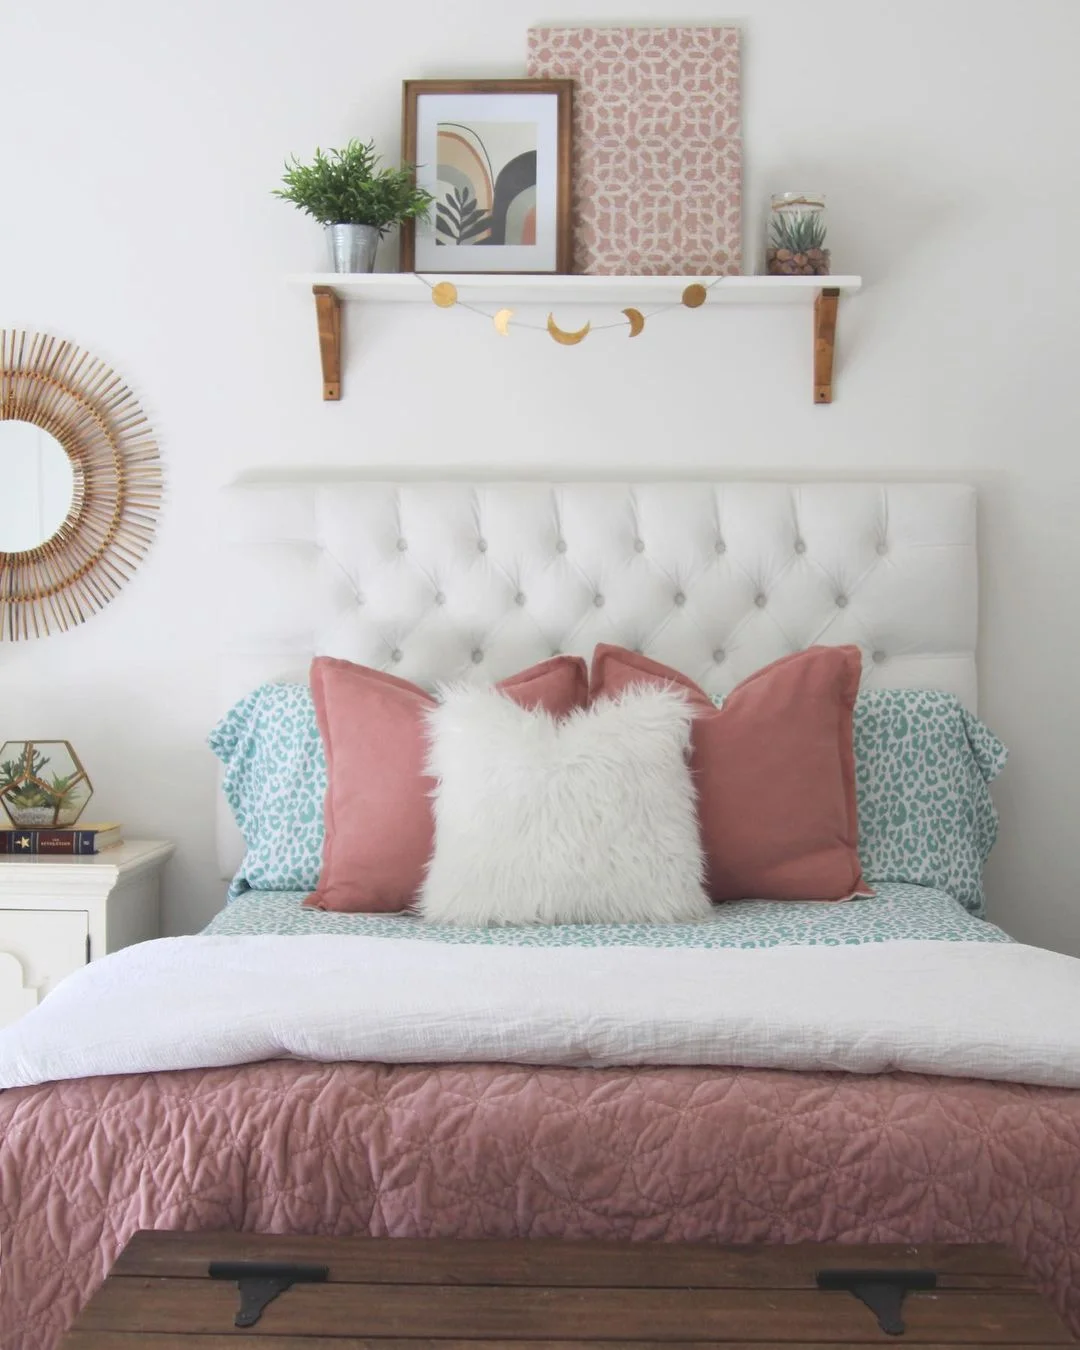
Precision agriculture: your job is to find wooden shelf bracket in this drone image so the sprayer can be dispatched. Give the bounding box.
[813,287,840,404]
[313,285,342,401]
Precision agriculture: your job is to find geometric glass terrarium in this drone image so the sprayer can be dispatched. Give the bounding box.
[0,740,93,827]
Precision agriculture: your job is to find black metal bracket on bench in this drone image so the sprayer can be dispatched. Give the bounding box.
[209,1260,329,1328]
[816,1268,938,1336]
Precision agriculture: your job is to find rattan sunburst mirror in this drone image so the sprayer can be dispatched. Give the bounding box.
[0,331,162,639]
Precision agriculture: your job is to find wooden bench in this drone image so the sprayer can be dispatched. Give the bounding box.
[61,1231,1074,1347]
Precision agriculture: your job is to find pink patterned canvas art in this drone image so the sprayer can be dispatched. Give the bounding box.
[527,27,742,275]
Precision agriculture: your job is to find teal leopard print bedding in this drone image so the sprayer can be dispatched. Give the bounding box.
[852,689,1006,915]
[209,683,326,898]
[203,883,1010,949]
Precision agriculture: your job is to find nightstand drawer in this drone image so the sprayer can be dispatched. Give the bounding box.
[0,909,88,1029]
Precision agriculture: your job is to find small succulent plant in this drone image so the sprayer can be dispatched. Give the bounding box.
[766,209,831,276]
[0,751,49,805]
[0,741,92,826]
[769,211,827,255]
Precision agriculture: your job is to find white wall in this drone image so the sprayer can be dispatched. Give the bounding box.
[1,0,1077,945]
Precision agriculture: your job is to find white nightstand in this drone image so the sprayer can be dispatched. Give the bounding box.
[0,840,173,1029]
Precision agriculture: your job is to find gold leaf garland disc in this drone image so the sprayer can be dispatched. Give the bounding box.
[681,283,708,309]
[431,281,458,308]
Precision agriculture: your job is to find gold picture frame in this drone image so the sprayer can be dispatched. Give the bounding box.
[0,331,162,640]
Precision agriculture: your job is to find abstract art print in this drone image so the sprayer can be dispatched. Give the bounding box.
[436,122,536,247]
[528,27,742,276]
[401,80,573,273]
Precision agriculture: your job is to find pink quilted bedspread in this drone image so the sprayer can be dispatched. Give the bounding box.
[3,1061,1080,1349]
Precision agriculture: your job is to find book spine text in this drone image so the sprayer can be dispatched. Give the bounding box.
[0,830,98,855]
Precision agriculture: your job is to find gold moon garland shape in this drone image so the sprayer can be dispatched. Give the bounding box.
[546,314,591,346]
[493,308,514,336]
[681,283,708,308]
[623,307,646,337]
[0,330,162,641]
[431,281,459,308]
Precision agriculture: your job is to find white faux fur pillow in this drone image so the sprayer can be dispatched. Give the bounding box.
[418,684,712,927]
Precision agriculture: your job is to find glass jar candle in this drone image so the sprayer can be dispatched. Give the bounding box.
[766,194,830,276]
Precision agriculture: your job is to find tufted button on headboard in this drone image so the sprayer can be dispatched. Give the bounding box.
[217,478,977,876]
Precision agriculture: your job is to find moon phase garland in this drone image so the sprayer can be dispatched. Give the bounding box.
[415,276,726,344]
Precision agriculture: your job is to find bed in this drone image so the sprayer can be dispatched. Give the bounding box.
[3,478,1080,1350]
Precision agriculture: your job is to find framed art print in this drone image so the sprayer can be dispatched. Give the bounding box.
[401,79,573,273]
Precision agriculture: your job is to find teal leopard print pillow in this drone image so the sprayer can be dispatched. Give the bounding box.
[852,689,1006,916]
[209,683,326,899]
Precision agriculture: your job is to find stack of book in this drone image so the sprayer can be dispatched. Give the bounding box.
[0,823,124,855]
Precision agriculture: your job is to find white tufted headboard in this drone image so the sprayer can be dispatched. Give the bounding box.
[218,479,977,876]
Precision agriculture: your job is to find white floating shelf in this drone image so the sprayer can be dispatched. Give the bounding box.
[292,273,863,403]
[291,272,862,307]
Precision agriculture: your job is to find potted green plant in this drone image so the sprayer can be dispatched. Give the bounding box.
[274,139,434,273]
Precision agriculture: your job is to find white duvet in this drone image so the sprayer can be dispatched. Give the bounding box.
[2,934,1080,1090]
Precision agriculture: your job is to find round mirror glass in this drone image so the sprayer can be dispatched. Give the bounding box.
[0,422,75,553]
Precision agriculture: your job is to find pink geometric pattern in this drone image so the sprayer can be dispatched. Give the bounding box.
[527,27,742,275]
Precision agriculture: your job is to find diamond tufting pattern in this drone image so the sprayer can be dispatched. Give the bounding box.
[221,481,977,705]
[2,1061,1080,1348]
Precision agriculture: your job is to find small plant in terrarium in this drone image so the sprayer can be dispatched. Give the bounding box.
[766,194,831,276]
[0,741,93,828]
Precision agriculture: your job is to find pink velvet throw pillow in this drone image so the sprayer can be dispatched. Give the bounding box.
[590,644,871,904]
[307,655,589,913]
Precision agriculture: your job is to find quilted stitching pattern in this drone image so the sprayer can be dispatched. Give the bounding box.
[3,1062,1080,1349]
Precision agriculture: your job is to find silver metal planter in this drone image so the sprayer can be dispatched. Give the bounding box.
[325,223,379,273]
